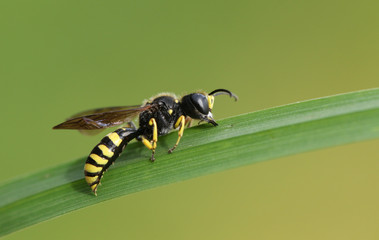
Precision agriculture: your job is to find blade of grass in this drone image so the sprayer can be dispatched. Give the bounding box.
[1,88,379,236]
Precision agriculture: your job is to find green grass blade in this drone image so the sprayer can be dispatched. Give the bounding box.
[1,88,379,236]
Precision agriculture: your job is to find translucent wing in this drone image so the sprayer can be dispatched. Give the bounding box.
[77,121,136,136]
[69,105,142,118]
[53,105,152,130]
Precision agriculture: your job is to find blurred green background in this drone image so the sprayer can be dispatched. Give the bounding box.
[1,0,378,239]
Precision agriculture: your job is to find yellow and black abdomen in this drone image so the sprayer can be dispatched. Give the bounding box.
[84,127,139,194]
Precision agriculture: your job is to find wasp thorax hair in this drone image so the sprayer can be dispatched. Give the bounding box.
[53,89,237,195]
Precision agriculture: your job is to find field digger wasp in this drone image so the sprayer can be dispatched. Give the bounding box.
[53,89,238,195]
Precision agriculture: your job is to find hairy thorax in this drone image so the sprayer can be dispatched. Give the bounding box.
[139,95,182,139]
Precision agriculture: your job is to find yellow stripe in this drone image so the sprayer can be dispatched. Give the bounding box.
[85,176,98,185]
[107,132,122,146]
[98,144,114,158]
[90,183,98,191]
[90,153,108,165]
[84,162,102,173]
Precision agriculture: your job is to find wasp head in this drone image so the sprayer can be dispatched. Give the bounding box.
[180,89,238,126]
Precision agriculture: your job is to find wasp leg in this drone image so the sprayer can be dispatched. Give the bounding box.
[185,116,193,128]
[141,118,158,161]
[169,115,186,153]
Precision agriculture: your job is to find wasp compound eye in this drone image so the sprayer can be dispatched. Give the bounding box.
[190,93,209,114]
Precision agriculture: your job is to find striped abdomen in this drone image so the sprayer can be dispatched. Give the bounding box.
[84,127,138,194]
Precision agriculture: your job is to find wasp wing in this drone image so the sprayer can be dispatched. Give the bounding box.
[77,121,137,136]
[53,105,152,130]
[69,105,142,119]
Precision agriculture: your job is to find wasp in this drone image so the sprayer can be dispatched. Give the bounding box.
[53,89,238,195]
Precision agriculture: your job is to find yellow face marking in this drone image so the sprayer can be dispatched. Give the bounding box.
[175,99,179,103]
[84,162,102,173]
[107,132,122,147]
[98,144,114,158]
[85,176,98,185]
[207,95,215,109]
[168,109,173,115]
[90,153,109,165]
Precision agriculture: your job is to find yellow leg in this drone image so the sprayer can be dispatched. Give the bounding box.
[169,115,186,153]
[141,118,158,161]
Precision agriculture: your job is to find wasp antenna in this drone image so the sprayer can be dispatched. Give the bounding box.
[208,89,238,101]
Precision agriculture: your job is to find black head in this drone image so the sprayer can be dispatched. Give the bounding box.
[180,89,238,126]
